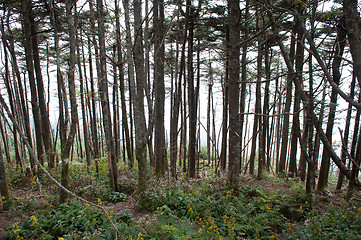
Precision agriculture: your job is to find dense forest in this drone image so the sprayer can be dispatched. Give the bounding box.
[0,0,361,239]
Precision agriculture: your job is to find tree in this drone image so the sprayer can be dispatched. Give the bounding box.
[97,0,118,192]
[133,0,148,193]
[154,0,166,176]
[60,0,79,203]
[187,0,197,178]
[0,118,10,210]
[21,0,46,168]
[227,0,240,189]
[317,18,346,192]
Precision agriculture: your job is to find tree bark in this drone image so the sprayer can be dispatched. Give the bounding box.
[133,0,148,193]
[22,0,45,167]
[97,0,118,192]
[60,0,79,203]
[278,25,296,175]
[115,0,133,168]
[28,1,55,169]
[0,130,10,210]
[154,0,166,176]
[227,0,241,189]
[317,20,346,191]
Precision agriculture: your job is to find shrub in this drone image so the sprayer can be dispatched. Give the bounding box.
[285,204,361,239]
[5,200,137,240]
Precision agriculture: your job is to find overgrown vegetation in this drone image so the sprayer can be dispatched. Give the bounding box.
[1,160,361,239]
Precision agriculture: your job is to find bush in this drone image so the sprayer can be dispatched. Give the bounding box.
[285,204,361,240]
[5,200,138,240]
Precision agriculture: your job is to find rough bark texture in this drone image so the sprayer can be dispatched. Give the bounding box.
[60,1,79,203]
[278,26,296,174]
[97,0,118,192]
[133,0,148,193]
[154,0,166,176]
[115,0,133,168]
[289,23,304,177]
[22,0,45,167]
[227,0,241,189]
[0,120,10,210]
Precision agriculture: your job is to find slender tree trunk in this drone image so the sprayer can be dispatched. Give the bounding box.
[0,131,10,210]
[112,45,121,163]
[207,58,212,166]
[227,0,241,189]
[2,27,34,173]
[343,0,361,87]
[239,0,249,172]
[154,0,166,176]
[133,0,148,193]
[88,0,100,161]
[278,26,296,175]
[1,34,22,169]
[77,29,91,166]
[123,0,135,166]
[97,0,118,192]
[317,20,346,191]
[28,2,54,169]
[87,37,99,163]
[0,115,11,167]
[336,74,356,189]
[115,0,133,168]
[60,1,78,203]
[22,0,45,167]
[289,23,304,177]
[187,0,197,178]
[263,43,271,172]
[220,25,229,171]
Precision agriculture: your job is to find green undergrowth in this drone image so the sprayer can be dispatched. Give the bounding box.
[5,200,138,240]
[3,161,361,239]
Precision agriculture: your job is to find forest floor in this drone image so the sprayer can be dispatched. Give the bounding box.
[1,162,361,239]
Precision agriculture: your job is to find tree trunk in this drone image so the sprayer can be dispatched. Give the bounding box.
[0,131,10,210]
[256,25,264,179]
[278,25,296,175]
[28,2,54,169]
[97,0,118,192]
[123,0,136,167]
[289,22,304,177]
[220,25,229,171]
[1,32,22,169]
[2,27,34,173]
[336,74,356,189]
[77,29,92,166]
[60,1,79,203]
[22,0,45,167]
[154,0,166,176]
[239,0,249,172]
[133,0,148,193]
[227,0,241,189]
[317,20,346,191]
[115,0,133,168]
